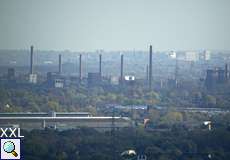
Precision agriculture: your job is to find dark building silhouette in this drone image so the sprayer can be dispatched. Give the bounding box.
[205,67,226,89]
[87,72,101,87]
[7,68,15,81]
[47,72,65,88]
[217,69,225,83]
[205,69,216,89]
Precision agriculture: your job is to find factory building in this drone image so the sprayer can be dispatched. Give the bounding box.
[47,72,65,88]
[124,75,136,85]
[46,54,66,88]
[87,72,101,87]
[205,66,228,89]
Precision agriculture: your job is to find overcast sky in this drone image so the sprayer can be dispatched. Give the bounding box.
[0,0,230,51]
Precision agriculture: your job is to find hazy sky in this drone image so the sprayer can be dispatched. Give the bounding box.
[0,0,230,51]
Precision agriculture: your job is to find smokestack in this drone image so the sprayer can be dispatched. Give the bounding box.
[146,64,149,81]
[79,54,82,80]
[120,54,124,83]
[99,54,102,77]
[58,54,62,74]
[149,45,152,90]
[30,45,34,74]
[175,58,178,80]
[225,63,228,80]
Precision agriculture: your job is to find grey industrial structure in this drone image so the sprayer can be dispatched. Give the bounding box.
[205,65,229,89]
[4,44,225,91]
[0,112,131,130]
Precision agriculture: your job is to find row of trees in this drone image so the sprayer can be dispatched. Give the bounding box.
[0,85,160,113]
[21,126,230,160]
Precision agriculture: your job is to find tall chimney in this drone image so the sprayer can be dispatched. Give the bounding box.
[99,54,102,77]
[175,58,178,80]
[225,63,228,80]
[149,45,152,90]
[146,64,149,81]
[58,54,62,74]
[120,54,124,83]
[30,45,34,74]
[79,54,82,80]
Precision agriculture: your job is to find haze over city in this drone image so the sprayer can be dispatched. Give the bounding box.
[1,0,230,51]
[1,1,230,160]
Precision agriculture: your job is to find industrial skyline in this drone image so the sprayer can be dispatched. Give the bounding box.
[0,1,230,159]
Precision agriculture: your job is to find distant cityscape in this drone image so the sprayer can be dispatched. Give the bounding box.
[1,46,230,90]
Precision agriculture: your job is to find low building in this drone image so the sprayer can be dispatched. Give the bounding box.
[29,74,37,84]
[123,75,136,85]
[47,72,65,88]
